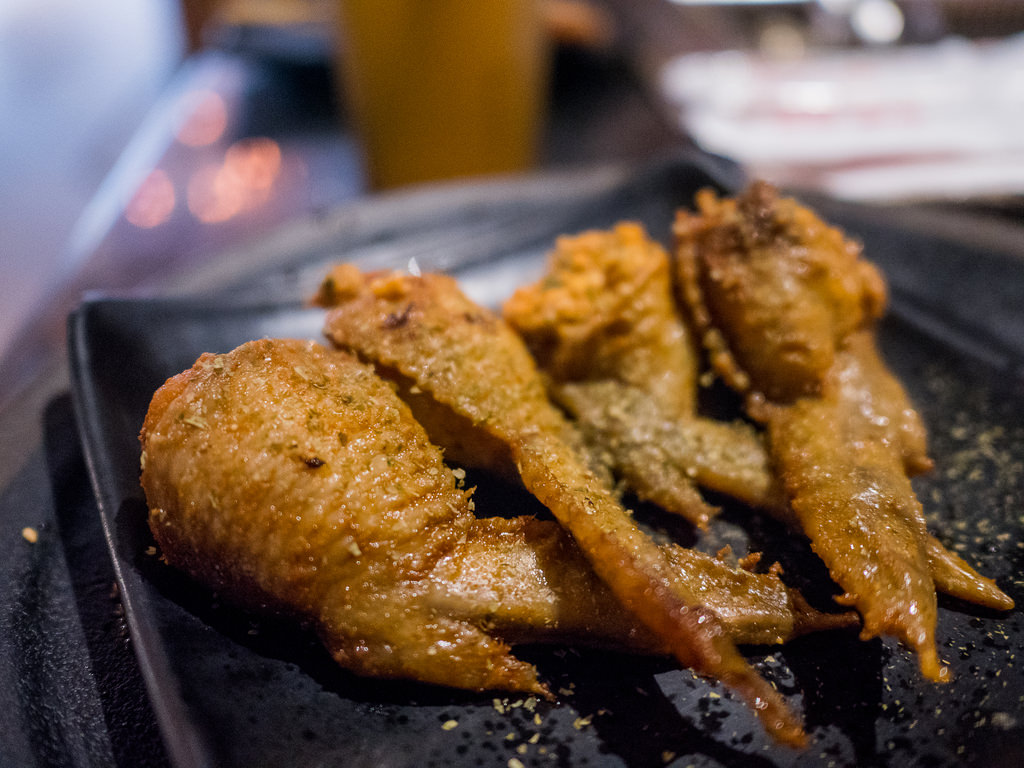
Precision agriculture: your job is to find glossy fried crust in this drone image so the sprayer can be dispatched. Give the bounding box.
[675,180,887,403]
[320,267,807,746]
[674,182,1013,681]
[503,223,788,527]
[139,337,850,704]
[554,379,787,514]
[140,338,546,695]
[435,515,855,650]
[503,223,713,525]
[766,333,943,677]
[504,222,700,412]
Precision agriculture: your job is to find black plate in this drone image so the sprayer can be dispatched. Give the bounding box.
[70,155,1024,768]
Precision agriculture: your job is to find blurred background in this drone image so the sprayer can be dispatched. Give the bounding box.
[1,0,184,376]
[3,0,1024,411]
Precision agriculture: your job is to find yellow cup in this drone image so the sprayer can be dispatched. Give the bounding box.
[335,0,549,189]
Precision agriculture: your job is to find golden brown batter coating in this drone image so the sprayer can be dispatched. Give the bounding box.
[674,182,1013,681]
[553,380,787,514]
[765,334,943,679]
[139,338,850,705]
[141,338,545,694]
[434,515,856,650]
[319,267,807,746]
[504,223,700,413]
[675,180,887,404]
[503,223,783,526]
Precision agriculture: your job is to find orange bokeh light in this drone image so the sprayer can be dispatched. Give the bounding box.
[225,137,282,191]
[187,137,282,224]
[177,90,229,148]
[125,168,176,228]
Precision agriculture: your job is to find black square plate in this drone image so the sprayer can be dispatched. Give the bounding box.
[70,154,1024,767]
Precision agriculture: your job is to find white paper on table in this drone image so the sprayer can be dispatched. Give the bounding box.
[659,34,1024,200]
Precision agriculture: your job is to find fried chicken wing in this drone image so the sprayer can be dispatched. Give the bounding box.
[674,182,1013,680]
[318,266,807,746]
[503,223,785,526]
[139,338,850,702]
[554,380,787,514]
[675,182,888,406]
[504,223,701,412]
[435,515,856,650]
[766,334,945,678]
[141,338,546,694]
[554,376,1005,614]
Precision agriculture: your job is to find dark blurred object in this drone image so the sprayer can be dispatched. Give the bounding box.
[938,0,1024,38]
[178,0,334,55]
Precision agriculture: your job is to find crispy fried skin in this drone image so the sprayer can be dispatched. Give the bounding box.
[555,380,1009,615]
[504,223,700,412]
[319,267,807,746]
[554,380,787,514]
[925,535,1015,610]
[435,515,856,650]
[139,338,849,703]
[675,181,887,404]
[504,223,783,526]
[141,339,546,694]
[674,182,1013,680]
[764,336,944,679]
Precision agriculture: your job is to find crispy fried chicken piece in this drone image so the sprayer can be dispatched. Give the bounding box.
[438,515,857,650]
[141,339,546,695]
[675,182,889,407]
[139,339,851,699]
[766,332,945,679]
[504,223,701,413]
[554,383,1007,614]
[318,267,807,746]
[554,380,786,515]
[503,223,785,526]
[674,182,1013,681]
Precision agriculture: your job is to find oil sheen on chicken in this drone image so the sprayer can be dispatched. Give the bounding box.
[140,338,850,703]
